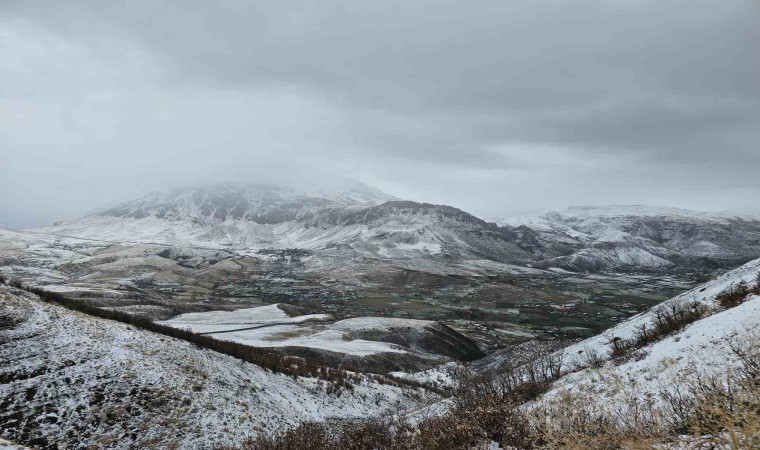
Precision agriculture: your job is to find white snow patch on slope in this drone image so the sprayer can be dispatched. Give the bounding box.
[159,304,331,333]
[394,242,442,254]
[219,328,408,356]
[548,297,759,409]
[160,306,420,356]
[0,439,30,450]
[390,362,461,388]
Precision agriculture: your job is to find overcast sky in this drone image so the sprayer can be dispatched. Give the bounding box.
[2,0,759,228]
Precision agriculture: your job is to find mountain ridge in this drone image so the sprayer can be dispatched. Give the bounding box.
[29,184,760,274]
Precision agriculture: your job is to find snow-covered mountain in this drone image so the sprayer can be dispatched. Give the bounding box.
[98,181,397,224]
[31,188,760,274]
[495,205,760,272]
[36,184,533,269]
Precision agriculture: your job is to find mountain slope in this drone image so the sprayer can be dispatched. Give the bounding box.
[35,185,534,269]
[496,205,760,272]
[99,182,396,225]
[28,187,760,275]
[0,287,435,449]
[401,257,760,448]
[545,255,760,412]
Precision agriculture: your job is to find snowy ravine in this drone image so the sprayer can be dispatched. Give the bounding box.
[0,287,437,449]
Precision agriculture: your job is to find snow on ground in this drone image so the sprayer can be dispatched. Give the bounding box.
[390,362,461,388]
[394,242,442,254]
[542,257,760,410]
[0,287,436,449]
[159,306,423,356]
[159,304,332,333]
[546,296,759,410]
[221,328,408,356]
[560,256,760,367]
[408,257,760,424]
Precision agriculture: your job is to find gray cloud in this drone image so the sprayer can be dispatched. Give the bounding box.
[1,0,759,227]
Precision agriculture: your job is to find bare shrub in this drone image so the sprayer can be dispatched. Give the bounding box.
[717,282,751,309]
[244,421,330,449]
[648,300,708,341]
[611,300,708,359]
[235,330,760,449]
[717,274,760,309]
[577,346,605,369]
[539,332,759,449]
[532,390,669,450]
[244,365,545,450]
[608,336,633,359]
[524,348,564,384]
[235,418,419,450]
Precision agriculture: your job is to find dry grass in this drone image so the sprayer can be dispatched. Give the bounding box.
[539,331,760,450]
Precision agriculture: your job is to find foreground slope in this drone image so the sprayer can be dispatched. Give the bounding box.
[0,287,435,449]
[544,256,760,413]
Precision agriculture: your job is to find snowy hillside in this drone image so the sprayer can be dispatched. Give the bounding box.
[495,205,760,272]
[97,181,396,224]
[0,287,436,449]
[399,257,760,448]
[545,256,760,410]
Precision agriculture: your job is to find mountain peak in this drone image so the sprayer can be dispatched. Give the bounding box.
[96,181,398,225]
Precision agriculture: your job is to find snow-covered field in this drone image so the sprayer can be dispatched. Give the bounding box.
[331,317,433,332]
[219,328,409,356]
[159,305,428,356]
[390,362,461,388]
[159,304,332,333]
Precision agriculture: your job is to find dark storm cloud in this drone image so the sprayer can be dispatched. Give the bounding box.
[1,0,759,226]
